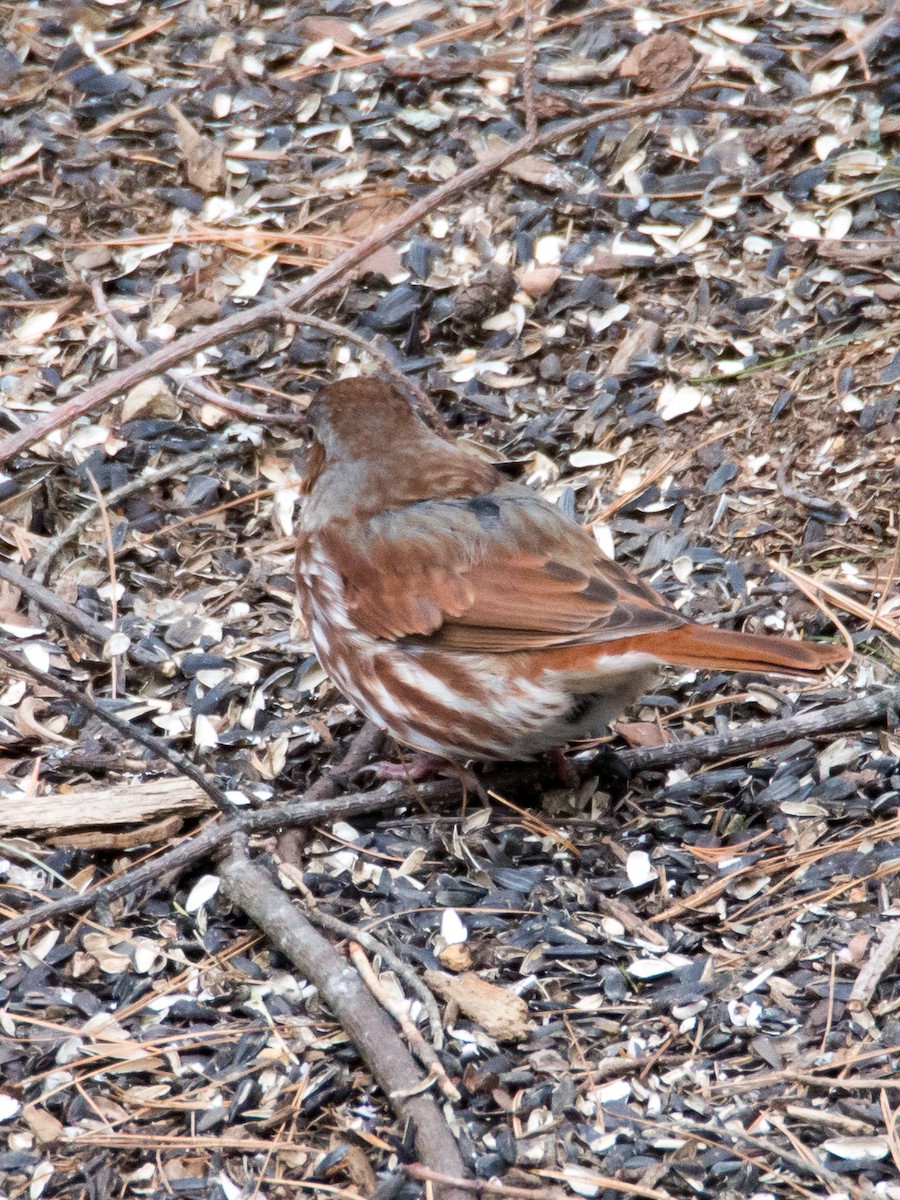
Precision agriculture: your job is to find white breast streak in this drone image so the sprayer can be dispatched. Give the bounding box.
[551,648,662,691]
[389,657,477,713]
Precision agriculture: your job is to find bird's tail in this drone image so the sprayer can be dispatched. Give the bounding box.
[641,622,848,676]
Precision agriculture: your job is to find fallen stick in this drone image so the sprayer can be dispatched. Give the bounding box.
[0,776,456,939]
[220,844,470,1200]
[0,83,693,465]
[618,683,900,773]
[348,940,457,1095]
[1,657,896,939]
[0,642,235,814]
[89,279,305,427]
[0,559,161,668]
[283,873,445,1050]
[0,710,451,941]
[0,776,208,834]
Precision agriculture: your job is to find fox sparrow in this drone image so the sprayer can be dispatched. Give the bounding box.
[295,378,846,763]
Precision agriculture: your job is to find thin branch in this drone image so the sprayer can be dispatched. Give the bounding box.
[82,465,123,696]
[0,558,160,668]
[283,311,448,433]
[29,440,234,590]
[0,643,235,815]
[89,279,306,427]
[0,768,458,941]
[219,845,470,1200]
[4,676,898,936]
[406,1163,667,1200]
[285,877,446,1051]
[348,940,457,1096]
[0,82,694,466]
[521,0,538,137]
[774,558,900,645]
[767,558,855,675]
[667,1117,871,1199]
[618,683,900,774]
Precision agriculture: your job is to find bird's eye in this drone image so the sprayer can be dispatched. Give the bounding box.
[304,398,325,428]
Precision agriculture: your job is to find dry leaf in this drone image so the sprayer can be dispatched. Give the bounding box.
[22,1104,63,1146]
[616,720,666,748]
[166,103,224,194]
[619,29,696,91]
[425,970,531,1041]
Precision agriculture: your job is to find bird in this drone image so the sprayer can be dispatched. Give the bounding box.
[295,377,847,766]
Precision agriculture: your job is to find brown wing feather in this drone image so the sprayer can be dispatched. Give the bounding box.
[318,484,682,651]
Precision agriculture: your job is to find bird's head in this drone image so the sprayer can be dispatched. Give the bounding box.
[300,376,499,515]
[305,377,428,463]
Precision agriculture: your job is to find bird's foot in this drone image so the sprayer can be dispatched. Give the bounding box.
[582,744,632,801]
[365,754,490,803]
[363,753,442,782]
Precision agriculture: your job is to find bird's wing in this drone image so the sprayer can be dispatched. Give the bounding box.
[315,485,682,651]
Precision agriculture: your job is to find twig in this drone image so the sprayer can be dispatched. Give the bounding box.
[0,83,694,466]
[0,558,160,669]
[618,684,900,774]
[783,1104,872,1135]
[521,0,538,138]
[810,2,897,70]
[89,279,307,427]
[848,921,900,1013]
[666,1118,869,1200]
[722,1071,900,1094]
[0,772,459,940]
[866,526,900,637]
[614,1109,872,1200]
[284,5,527,82]
[0,643,235,816]
[348,941,458,1098]
[150,480,291,537]
[723,839,900,930]
[693,318,900,384]
[767,559,855,676]
[39,272,438,451]
[219,845,470,1200]
[880,1090,900,1178]
[773,559,900,645]
[286,884,445,1051]
[83,465,123,696]
[536,1169,675,1200]
[588,422,750,526]
[282,311,447,433]
[820,951,837,1051]
[29,441,233,590]
[406,1163,665,1200]
[0,161,42,188]
[5,674,898,937]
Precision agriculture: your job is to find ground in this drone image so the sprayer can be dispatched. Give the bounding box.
[1,2,900,1199]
